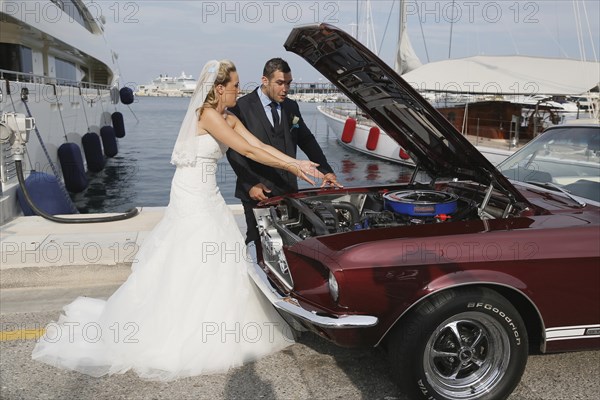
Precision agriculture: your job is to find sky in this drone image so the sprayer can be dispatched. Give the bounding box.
[98,0,600,90]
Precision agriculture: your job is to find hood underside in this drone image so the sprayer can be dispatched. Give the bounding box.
[284,24,526,203]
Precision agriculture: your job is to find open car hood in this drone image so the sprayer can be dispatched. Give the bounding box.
[285,24,527,203]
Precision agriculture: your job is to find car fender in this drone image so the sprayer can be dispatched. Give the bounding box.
[376,279,547,351]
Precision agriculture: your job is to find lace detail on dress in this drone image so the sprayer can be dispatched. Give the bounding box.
[170,150,198,167]
[196,134,228,160]
[171,134,227,166]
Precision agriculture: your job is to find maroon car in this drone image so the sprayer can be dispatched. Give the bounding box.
[247,24,600,400]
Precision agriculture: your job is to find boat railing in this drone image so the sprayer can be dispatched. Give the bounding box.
[1,140,17,185]
[0,69,113,91]
[321,105,378,127]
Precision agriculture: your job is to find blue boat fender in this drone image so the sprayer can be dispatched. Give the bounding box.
[58,143,88,193]
[100,126,118,157]
[81,132,105,172]
[16,171,76,216]
[119,87,134,105]
[111,111,126,138]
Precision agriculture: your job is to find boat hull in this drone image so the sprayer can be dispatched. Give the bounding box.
[319,104,531,166]
[1,1,119,225]
[1,80,114,225]
[318,106,415,166]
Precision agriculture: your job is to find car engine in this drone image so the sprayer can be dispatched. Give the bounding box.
[259,184,507,242]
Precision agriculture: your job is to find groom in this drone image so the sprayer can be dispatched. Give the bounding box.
[227,58,339,248]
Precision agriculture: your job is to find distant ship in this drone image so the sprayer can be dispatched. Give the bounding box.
[136,72,197,97]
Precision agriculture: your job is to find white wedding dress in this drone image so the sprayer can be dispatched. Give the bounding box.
[32,134,293,381]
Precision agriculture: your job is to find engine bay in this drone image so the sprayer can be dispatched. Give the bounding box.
[258,183,524,242]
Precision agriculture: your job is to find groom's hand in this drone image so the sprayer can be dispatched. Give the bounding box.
[249,183,272,201]
[321,173,343,188]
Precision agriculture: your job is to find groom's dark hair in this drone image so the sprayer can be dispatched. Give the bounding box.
[263,58,291,79]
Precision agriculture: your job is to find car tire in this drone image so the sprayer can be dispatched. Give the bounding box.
[388,287,528,400]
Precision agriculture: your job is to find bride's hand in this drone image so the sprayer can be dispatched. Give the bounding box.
[298,160,324,180]
[287,163,317,186]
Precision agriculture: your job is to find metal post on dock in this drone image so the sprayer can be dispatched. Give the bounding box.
[510,114,520,149]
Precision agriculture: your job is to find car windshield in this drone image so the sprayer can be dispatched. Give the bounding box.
[497,126,600,203]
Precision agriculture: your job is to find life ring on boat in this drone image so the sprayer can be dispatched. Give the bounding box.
[100,126,119,157]
[119,87,134,105]
[111,111,126,138]
[366,126,380,151]
[58,142,89,193]
[82,132,105,172]
[399,148,411,160]
[16,171,76,216]
[341,118,356,143]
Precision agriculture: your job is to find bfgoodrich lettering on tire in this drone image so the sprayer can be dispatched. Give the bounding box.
[388,287,528,400]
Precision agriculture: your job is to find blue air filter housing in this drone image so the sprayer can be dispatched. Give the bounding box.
[383,190,458,216]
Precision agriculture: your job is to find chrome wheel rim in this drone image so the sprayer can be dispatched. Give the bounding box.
[423,311,511,399]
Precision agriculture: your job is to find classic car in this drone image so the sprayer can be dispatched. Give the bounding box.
[247,24,600,400]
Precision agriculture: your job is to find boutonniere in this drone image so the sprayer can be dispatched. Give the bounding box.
[291,115,300,131]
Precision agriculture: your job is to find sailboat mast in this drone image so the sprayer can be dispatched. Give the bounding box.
[448,0,455,58]
[353,0,378,54]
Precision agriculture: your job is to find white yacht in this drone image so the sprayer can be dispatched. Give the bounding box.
[136,72,197,97]
[0,0,122,224]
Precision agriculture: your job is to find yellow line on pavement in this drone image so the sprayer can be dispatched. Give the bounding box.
[0,329,46,341]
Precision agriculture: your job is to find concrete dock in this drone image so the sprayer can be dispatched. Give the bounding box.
[1,206,599,399]
[0,205,246,290]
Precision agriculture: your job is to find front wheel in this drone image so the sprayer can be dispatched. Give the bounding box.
[388,288,528,400]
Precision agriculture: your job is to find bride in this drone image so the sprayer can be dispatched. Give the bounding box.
[32,59,324,381]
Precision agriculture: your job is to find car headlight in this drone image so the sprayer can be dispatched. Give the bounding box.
[328,271,339,302]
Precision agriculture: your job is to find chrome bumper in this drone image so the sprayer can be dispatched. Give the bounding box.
[246,245,378,329]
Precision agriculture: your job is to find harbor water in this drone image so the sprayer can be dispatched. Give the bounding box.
[73,97,414,213]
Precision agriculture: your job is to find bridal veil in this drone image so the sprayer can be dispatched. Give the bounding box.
[170,59,220,167]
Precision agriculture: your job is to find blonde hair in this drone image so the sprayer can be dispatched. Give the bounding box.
[199,59,237,116]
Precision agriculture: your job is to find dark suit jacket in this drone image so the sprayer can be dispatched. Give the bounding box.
[227,88,333,202]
